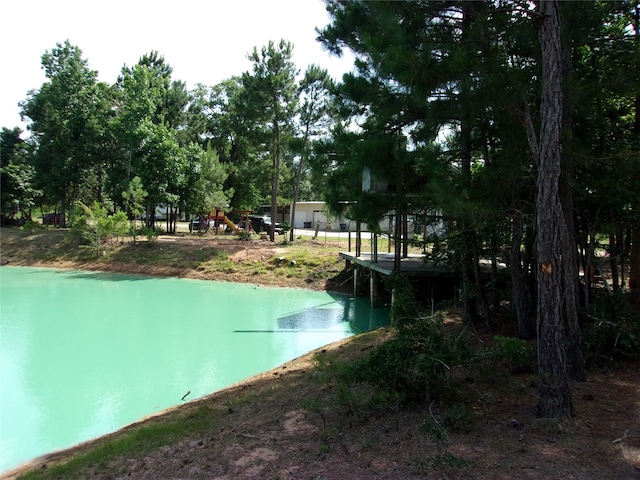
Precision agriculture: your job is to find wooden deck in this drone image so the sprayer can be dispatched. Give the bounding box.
[338,251,457,306]
[339,251,456,277]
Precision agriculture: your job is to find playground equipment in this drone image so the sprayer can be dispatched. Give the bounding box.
[206,208,230,234]
[232,210,255,233]
[223,216,238,233]
[192,208,256,235]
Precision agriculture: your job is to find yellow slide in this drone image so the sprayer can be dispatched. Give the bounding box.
[224,215,238,233]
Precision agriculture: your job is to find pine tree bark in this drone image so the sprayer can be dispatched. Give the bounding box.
[559,5,585,382]
[631,97,640,306]
[630,10,640,306]
[269,120,281,243]
[511,211,534,339]
[630,222,640,307]
[459,2,478,326]
[536,0,573,418]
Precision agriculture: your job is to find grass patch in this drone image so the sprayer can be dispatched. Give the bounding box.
[19,405,224,479]
[109,243,227,269]
[266,247,344,284]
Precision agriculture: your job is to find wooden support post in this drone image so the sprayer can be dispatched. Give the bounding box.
[394,212,402,271]
[370,271,381,307]
[403,211,409,258]
[354,267,369,297]
[390,288,397,322]
[372,232,378,263]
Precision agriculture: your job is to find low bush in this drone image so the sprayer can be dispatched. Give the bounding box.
[583,292,640,368]
[491,335,534,373]
[307,273,472,429]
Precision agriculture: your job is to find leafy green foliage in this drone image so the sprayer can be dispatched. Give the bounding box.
[240,39,298,240]
[311,276,470,417]
[122,176,148,242]
[290,65,336,239]
[0,128,41,223]
[350,314,469,404]
[140,226,159,243]
[582,292,640,367]
[113,52,198,229]
[304,272,477,458]
[491,335,534,373]
[186,144,233,216]
[72,201,129,256]
[20,41,108,219]
[236,230,252,241]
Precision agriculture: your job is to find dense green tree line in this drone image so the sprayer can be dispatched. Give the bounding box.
[1,40,334,232]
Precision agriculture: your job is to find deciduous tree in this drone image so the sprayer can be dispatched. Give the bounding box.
[20,41,107,225]
[290,65,334,240]
[0,128,40,223]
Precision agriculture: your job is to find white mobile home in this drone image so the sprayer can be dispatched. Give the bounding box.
[291,201,396,232]
[291,201,445,238]
[291,202,356,231]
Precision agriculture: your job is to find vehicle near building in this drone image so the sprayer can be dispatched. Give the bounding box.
[189,217,214,232]
[248,215,284,234]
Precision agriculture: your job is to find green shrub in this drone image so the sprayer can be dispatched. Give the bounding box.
[236,230,252,241]
[384,272,420,325]
[583,292,640,368]
[492,335,534,373]
[311,272,472,411]
[351,314,469,404]
[421,414,448,443]
[22,219,38,234]
[141,226,158,243]
[308,272,471,435]
[72,201,129,256]
[442,402,474,433]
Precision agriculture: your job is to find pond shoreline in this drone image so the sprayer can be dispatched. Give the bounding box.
[0,228,355,295]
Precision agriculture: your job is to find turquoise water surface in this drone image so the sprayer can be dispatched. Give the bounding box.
[0,266,389,472]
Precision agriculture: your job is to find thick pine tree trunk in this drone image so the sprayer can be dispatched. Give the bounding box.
[561,204,586,381]
[536,0,573,418]
[631,218,640,307]
[270,122,281,243]
[472,230,493,331]
[559,3,585,382]
[290,123,310,242]
[459,2,477,326]
[629,38,640,305]
[511,211,534,339]
[60,185,68,228]
[609,232,620,291]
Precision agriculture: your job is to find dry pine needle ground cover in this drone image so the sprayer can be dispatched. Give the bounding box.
[0,227,639,479]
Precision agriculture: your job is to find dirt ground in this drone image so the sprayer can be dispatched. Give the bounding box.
[0,231,352,294]
[1,230,639,479]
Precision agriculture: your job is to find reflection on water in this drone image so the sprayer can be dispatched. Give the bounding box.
[276,299,381,333]
[279,301,348,330]
[0,266,389,473]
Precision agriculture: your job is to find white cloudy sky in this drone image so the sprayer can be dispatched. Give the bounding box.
[1,0,355,132]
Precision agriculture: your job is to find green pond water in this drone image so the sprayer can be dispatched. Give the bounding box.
[0,266,389,473]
